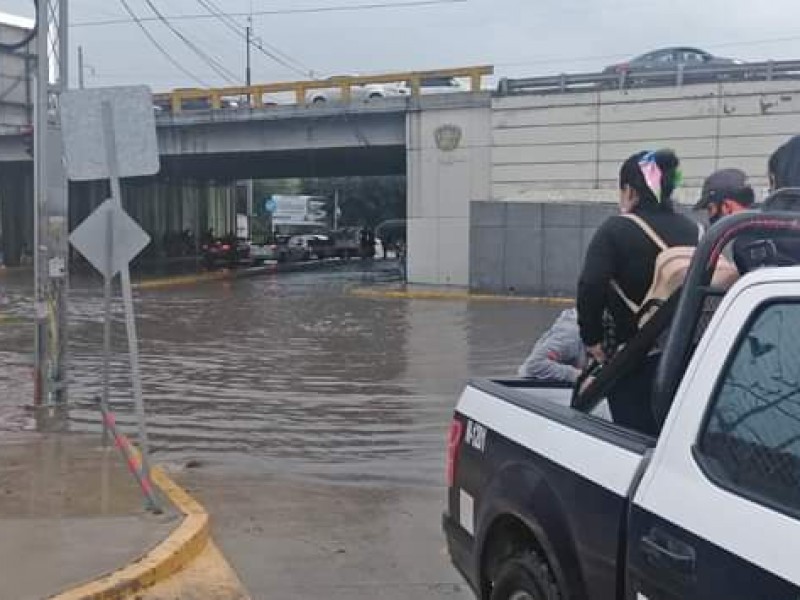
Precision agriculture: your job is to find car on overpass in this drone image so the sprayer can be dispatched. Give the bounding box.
[604,47,742,83]
[153,89,240,114]
[397,76,467,96]
[307,76,401,104]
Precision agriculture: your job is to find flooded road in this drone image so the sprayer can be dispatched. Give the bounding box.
[0,263,566,598]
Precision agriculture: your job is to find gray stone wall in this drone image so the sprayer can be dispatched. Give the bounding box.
[470,201,619,297]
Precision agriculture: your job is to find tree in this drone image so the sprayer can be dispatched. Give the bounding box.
[301,176,406,228]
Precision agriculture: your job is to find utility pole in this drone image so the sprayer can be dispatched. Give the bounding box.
[78,45,84,89]
[244,12,254,235]
[33,0,70,413]
[245,25,252,88]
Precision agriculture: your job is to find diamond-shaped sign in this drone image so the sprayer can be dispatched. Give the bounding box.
[69,200,151,278]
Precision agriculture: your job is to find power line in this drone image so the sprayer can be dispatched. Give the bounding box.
[193,0,313,78]
[115,0,209,86]
[72,0,469,28]
[138,0,240,84]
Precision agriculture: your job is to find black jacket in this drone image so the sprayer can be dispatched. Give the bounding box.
[577,206,699,347]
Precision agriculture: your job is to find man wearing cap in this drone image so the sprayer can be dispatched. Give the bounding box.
[695,168,757,272]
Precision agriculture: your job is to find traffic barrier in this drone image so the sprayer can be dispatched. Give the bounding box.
[497,59,800,95]
[152,65,493,114]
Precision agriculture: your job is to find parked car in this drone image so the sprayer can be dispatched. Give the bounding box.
[201,237,251,269]
[398,76,467,96]
[248,242,272,265]
[604,47,742,84]
[306,230,361,259]
[264,235,312,263]
[307,75,401,104]
[443,212,800,600]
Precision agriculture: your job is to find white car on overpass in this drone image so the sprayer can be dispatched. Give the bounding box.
[397,76,467,96]
[307,76,402,104]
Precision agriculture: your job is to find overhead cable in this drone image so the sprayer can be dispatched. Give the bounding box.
[116,0,209,86]
[72,0,469,28]
[139,0,240,84]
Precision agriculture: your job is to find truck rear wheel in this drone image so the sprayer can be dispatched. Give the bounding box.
[490,552,560,600]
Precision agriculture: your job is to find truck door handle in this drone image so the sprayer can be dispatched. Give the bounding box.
[640,532,696,578]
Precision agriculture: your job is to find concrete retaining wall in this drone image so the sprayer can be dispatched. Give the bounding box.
[469,200,618,296]
[492,80,800,203]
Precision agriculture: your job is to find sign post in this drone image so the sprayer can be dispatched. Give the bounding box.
[62,87,160,508]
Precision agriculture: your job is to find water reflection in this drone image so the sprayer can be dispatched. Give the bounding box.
[0,265,563,484]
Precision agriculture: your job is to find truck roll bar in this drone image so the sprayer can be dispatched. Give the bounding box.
[653,209,800,424]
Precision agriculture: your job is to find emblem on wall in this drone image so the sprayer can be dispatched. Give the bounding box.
[434,124,463,152]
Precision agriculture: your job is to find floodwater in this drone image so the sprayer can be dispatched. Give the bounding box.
[1,263,562,485]
[0,263,566,599]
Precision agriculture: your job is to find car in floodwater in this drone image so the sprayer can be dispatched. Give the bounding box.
[201,237,251,269]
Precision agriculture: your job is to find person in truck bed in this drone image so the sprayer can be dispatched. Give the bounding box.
[517,308,585,384]
[577,149,699,435]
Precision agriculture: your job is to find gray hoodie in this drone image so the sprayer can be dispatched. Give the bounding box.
[517,308,586,383]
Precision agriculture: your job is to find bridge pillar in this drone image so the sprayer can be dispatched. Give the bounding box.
[406,103,491,286]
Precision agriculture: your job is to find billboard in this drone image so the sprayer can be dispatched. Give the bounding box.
[0,12,35,133]
[270,195,330,227]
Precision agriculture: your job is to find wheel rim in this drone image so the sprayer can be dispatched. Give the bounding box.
[509,592,536,600]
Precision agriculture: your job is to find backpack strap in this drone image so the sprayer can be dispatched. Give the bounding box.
[609,214,668,314]
[610,280,640,314]
[621,213,669,251]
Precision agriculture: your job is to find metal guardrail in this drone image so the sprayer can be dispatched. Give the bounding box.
[153,65,494,114]
[497,59,800,95]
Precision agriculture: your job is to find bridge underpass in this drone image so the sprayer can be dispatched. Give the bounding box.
[3,77,800,290]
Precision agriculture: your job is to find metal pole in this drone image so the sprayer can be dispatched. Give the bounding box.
[245,25,252,88]
[334,189,339,231]
[59,0,69,91]
[33,0,50,408]
[78,45,84,89]
[101,102,153,475]
[101,205,113,446]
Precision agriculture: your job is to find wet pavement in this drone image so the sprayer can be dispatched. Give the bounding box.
[0,262,565,599]
[0,434,176,600]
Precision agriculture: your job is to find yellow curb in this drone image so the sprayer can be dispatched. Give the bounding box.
[137,541,251,600]
[49,467,209,600]
[349,287,575,305]
[134,272,231,290]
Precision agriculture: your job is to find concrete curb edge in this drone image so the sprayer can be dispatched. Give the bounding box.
[49,467,209,600]
[349,287,575,304]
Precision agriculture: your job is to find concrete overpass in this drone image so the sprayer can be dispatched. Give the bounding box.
[2,77,800,291]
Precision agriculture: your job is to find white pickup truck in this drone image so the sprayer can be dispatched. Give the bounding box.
[444,212,800,600]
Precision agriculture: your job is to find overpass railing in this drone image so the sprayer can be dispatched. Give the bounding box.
[497,59,800,95]
[153,65,494,114]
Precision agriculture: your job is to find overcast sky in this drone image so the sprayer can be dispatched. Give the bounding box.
[5,0,800,90]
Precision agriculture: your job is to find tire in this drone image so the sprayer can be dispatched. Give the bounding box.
[490,552,560,600]
[312,96,326,104]
[368,92,383,100]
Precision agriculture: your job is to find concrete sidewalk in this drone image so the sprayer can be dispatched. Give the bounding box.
[0,433,177,600]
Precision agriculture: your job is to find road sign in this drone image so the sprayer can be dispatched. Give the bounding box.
[60,86,160,181]
[69,199,151,278]
[264,198,277,213]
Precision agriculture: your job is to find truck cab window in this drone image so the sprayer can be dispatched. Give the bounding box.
[697,302,800,517]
